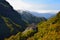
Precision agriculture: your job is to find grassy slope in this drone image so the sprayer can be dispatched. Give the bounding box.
[27,12,60,40]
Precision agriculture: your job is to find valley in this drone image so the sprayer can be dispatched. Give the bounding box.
[0,0,60,40]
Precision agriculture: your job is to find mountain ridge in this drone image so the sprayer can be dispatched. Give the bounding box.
[17,10,56,19]
[17,10,47,24]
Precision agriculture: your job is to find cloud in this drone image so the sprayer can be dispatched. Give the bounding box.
[29,4,60,10]
[28,4,47,10]
[6,0,60,13]
[33,10,60,13]
[6,0,32,10]
[27,9,60,13]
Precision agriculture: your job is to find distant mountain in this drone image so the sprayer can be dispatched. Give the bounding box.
[29,11,56,19]
[17,10,47,24]
[18,10,56,19]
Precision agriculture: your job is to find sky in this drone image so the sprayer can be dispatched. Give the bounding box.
[6,0,60,13]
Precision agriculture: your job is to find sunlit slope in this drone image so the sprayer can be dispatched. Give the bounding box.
[27,12,60,40]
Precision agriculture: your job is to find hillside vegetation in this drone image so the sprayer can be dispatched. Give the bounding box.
[27,12,60,40]
[4,12,60,40]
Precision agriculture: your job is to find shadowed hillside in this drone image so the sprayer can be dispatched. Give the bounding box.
[0,0,28,40]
